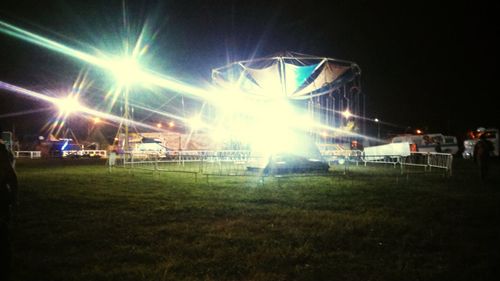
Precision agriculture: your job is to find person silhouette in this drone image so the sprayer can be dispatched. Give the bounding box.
[473,134,494,180]
[0,128,18,281]
[435,142,442,153]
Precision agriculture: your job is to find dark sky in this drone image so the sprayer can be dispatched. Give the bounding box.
[0,0,498,139]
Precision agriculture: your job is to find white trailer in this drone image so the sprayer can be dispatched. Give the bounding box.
[391,133,459,154]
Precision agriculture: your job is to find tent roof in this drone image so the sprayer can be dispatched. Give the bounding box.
[212,52,360,99]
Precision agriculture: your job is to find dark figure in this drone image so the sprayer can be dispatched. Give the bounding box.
[474,134,494,180]
[435,142,442,153]
[0,136,18,281]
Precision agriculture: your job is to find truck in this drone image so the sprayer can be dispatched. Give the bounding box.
[390,133,459,154]
[462,127,499,159]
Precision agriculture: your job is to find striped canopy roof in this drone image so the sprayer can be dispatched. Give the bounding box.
[212,52,360,99]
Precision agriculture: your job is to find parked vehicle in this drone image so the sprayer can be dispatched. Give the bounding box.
[127,137,172,159]
[391,133,459,154]
[462,127,499,159]
[135,137,169,154]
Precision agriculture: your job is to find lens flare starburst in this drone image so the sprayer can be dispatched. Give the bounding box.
[0,17,380,154]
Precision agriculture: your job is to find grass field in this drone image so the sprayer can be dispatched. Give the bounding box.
[9,158,500,281]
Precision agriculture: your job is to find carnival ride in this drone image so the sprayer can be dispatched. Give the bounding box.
[212,51,363,143]
[209,52,364,172]
[0,18,369,173]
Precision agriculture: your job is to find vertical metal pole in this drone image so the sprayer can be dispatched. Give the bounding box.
[279,57,286,97]
[124,88,129,153]
[363,90,366,137]
[155,154,158,171]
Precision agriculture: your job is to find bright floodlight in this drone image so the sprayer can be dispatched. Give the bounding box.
[342,109,352,119]
[188,115,203,130]
[168,121,175,128]
[296,114,315,129]
[56,95,80,115]
[374,118,379,122]
[109,56,142,86]
[211,126,230,141]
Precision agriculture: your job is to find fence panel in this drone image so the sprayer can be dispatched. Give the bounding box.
[401,152,452,176]
[14,151,41,159]
[118,149,453,177]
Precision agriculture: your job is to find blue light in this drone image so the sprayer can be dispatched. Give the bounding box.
[61,139,69,151]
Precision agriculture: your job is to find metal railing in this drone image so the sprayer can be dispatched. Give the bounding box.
[113,149,453,177]
[361,152,453,176]
[320,149,364,165]
[14,150,108,159]
[404,151,453,175]
[14,151,41,159]
[62,150,108,158]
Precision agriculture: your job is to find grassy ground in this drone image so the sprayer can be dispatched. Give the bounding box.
[9,158,500,281]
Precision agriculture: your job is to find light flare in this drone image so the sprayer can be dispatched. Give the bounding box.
[0,20,382,154]
[108,56,143,86]
[55,94,81,115]
[0,20,211,102]
[0,81,160,132]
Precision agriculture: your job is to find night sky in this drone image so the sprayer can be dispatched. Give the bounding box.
[0,0,498,140]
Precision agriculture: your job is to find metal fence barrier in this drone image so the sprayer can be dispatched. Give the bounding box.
[361,154,401,166]
[14,150,108,159]
[321,149,364,165]
[14,151,42,159]
[114,149,453,178]
[119,150,258,177]
[404,151,453,175]
[361,152,453,176]
[62,149,107,158]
